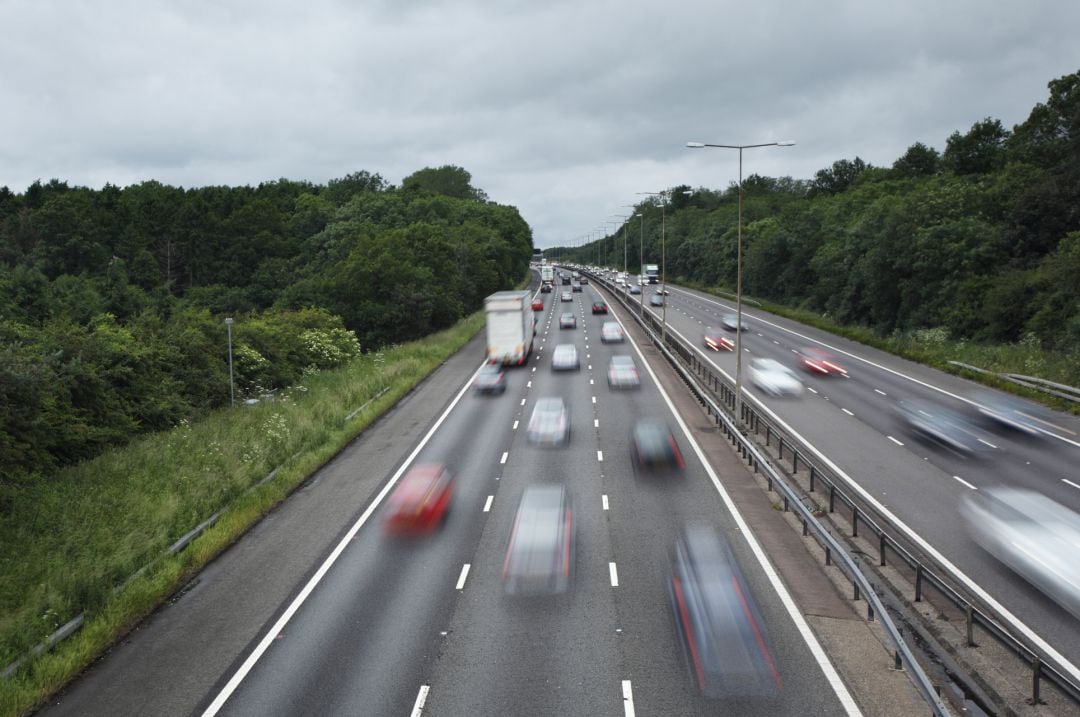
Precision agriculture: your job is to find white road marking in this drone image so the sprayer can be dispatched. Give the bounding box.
[594,419,599,428]
[483,495,493,512]
[201,360,489,716]
[527,381,532,388]
[887,435,904,446]
[602,494,609,510]
[841,408,854,416]
[977,438,998,449]
[411,685,430,717]
[588,365,592,370]
[455,564,471,590]
[1064,479,1080,491]
[592,396,597,404]
[512,420,519,430]
[590,379,594,385]
[520,398,526,406]
[875,388,887,396]
[807,387,818,394]
[597,450,604,462]
[953,476,977,490]
[500,452,508,464]
[609,562,619,587]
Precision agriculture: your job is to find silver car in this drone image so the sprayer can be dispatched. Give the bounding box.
[503,484,574,594]
[551,343,580,371]
[600,321,625,343]
[527,397,570,446]
[607,355,640,389]
[748,358,803,397]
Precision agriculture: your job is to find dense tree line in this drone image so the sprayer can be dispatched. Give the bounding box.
[571,70,1080,356]
[0,166,532,481]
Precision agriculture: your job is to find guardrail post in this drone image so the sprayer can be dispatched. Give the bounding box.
[867,602,875,622]
[966,605,975,647]
[802,517,808,537]
[825,546,832,566]
[778,437,784,461]
[1031,658,1044,706]
[852,505,859,538]
[853,581,860,601]
[792,451,799,473]
[765,425,771,446]
[829,485,836,513]
[879,533,887,566]
[809,465,816,492]
[894,649,902,671]
[783,496,789,512]
[915,565,923,602]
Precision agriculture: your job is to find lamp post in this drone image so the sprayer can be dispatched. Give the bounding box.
[638,191,674,341]
[609,214,629,274]
[635,212,644,319]
[686,139,795,426]
[224,317,235,408]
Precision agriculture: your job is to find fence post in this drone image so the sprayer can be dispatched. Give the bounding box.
[829,485,836,513]
[778,437,784,461]
[1031,658,1044,706]
[809,466,816,492]
[915,565,923,602]
[966,605,975,647]
[852,505,859,538]
[879,533,887,566]
[792,451,799,473]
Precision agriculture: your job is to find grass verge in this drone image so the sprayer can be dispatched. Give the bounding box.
[0,311,486,717]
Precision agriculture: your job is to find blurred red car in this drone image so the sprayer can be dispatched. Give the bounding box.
[798,347,847,376]
[704,328,734,352]
[531,299,545,311]
[383,464,455,535]
[592,301,608,314]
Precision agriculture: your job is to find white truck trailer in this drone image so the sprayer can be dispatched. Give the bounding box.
[485,290,536,365]
[642,264,660,284]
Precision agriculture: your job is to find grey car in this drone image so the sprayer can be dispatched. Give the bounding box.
[527,397,570,446]
[503,484,575,594]
[551,343,580,371]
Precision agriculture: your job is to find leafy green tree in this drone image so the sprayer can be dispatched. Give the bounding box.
[943,118,1009,175]
[809,157,871,196]
[892,142,941,177]
[402,165,488,201]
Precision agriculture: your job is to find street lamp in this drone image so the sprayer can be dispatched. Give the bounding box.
[634,212,644,319]
[686,139,795,426]
[224,317,235,408]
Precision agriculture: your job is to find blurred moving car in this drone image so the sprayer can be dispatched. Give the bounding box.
[600,321,625,343]
[561,291,573,302]
[551,343,580,371]
[572,282,582,292]
[531,299,544,311]
[797,347,847,376]
[655,287,670,295]
[962,488,1080,619]
[720,313,748,331]
[703,328,734,352]
[473,362,506,394]
[592,301,608,314]
[383,464,455,535]
[748,358,804,397]
[896,399,983,454]
[649,294,664,306]
[559,312,577,329]
[631,419,684,471]
[628,285,642,295]
[527,397,570,445]
[668,525,782,698]
[540,283,552,294]
[502,483,574,594]
[972,391,1044,437]
[607,355,640,389]
[579,276,588,284]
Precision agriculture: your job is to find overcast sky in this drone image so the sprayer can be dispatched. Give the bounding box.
[2,1,1079,248]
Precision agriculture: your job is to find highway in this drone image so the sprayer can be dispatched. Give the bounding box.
[39,278,870,716]
[613,275,1080,683]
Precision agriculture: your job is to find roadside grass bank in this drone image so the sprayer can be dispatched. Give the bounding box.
[680,280,1080,411]
[0,311,486,717]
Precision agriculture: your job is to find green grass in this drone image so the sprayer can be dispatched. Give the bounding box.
[0,311,486,717]
[679,280,1080,412]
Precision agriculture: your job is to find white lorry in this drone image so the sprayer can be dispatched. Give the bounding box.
[642,264,660,284]
[485,290,536,366]
[540,265,554,285]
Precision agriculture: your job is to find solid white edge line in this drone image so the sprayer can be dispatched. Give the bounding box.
[609,562,619,587]
[1064,479,1080,491]
[841,408,854,416]
[602,494,609,511]
[201,360,489,716]
[658,317,1080,685]
[621,321,862,716]
[953,476,978,490]
[483,495,494,512]
[622,679,635,717]
[455,563,471,590]
[410,685,430,717]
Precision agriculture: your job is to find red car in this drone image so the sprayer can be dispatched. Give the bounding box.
[532,299,545,311]
[798,348,847,376]
[592,301,608,314]
[383,464,455,535]
[704,328,734,351]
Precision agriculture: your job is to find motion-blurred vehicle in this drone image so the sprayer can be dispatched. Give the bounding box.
[655,287,670,295]
[486,290,536,366]
[607,355,640,389]
[559,312,577,329]
[571,282,582,292]
[600,321,625,343]
[592,301,608,314]
[628,285,642,295]
[972,391,1044,437]
[473,362,506,394]
[649,294,664,306]
[895,399,983,454]
[531,299,544,311]
[561,291,572,302]
[703,328,734,352]
[797,347,847,376]
[668,525,782,698]
[720,313,748,331]
[551,343,580,371]
[579,276,588,284]
[383,464,455,535]
[527,397,570,446]
[502,484,575,595]
[631,419,684,471]
[540,283,552,294]
[962,488,1080,619]
[748,358,804,397]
